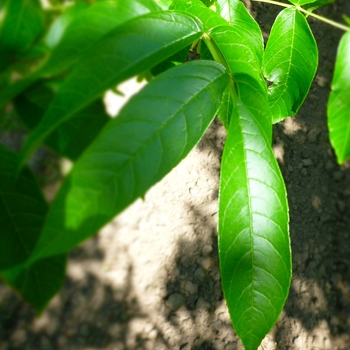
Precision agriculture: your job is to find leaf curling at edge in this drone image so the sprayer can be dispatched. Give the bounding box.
[27,60,229,263]
[218,98,291,349]
[17,10,204,172]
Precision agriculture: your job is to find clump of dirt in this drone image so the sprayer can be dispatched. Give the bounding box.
[1,1,350,349]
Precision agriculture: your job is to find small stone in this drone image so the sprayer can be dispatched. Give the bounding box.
[302,159,313,167]
[11,329,26,347]
[301,168,308,176]
[196,298,210,309]
[307,129,321,143]
[202,244,213,256]
[194,267,206,281]
[288,165,294,172]
[326,160,334,170]
[337,200,346,213]
[330,316,340,326]
[333,171,344,181]
[211,320,223,331]
[166,293,185,311]
[198,257,212,270]
[184,281,198,295]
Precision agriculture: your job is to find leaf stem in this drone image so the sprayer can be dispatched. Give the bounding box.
[202,34,236,101]
[251,0,350,32]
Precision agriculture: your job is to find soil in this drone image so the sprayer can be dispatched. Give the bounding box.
[1,1,350,349]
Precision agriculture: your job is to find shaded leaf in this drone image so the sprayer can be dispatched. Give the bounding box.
[0,0,159,107]
[18,11,204,168]
[219,98,291,350]
[328,31,350,164]
[0,0,43,71]
[14,81,110,161]
[289,0,316,5]
[1,254,67,313]
[28,60,229,262]
[263,7,318,123]
[217,86,233,130]
[0,145,47,271]
[215,0,264,64]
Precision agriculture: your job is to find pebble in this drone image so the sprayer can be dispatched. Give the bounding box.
[194,267,206,281]
[302,159,313,167]
[307,129,321,143]
[166,293,185,311]
[333,171,344,181]
[202,244,213,256]
[196,298,210,309]
[184,281,198,295]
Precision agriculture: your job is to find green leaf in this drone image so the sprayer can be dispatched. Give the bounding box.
[1,254,67,313]
[210,25,264,85]
[328,31,350,164]
[263,8,318,123]
[219,98,291,350]
[28,60,229,262]
[170,0,227,31]
[217,86,233,130]
[0,145,47,271]
[0,0,44,71]
[18,10,204,169]
[0,0,159,107]
[215,0,264,64]
[303,0,334,11]
[14,81,110,161]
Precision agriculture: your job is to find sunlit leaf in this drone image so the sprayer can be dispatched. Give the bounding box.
[0,145,47,271]
[303,0,334,11]
[215,0,264,64]
[263,7,318,123]
[328,31,350,164]
[18,10,204,169]
[219,97,291,350]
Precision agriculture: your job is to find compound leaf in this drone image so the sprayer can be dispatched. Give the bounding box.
[215,0,264,64]
[219,97,291,350]
[1,254,67,313]
[263,7,318,123]
[0,145,47,271]
[328,31,350,164]
[28,60,229,262]
[18,11,203,169]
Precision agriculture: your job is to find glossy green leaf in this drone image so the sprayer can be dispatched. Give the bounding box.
[219,98,291,350]
[170,0,227,31]
[263,8,318,123]
[1,254,67,313]
[328,31,350,164]
[14,81,110,161]
[28,60,229,262]
[210,25,264,85]
[215,0,264,64]
[18,11,203,169]
[0,0,43,71]
[0,145,47,271]
[217,86,233,130]
[0,0,159,107]
[303,0,334,11]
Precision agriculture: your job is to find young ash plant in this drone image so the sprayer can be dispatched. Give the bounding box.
[0,0,349,348]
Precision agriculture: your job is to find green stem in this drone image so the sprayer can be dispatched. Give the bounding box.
[251,0,350,32]
[202,34,236,102]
